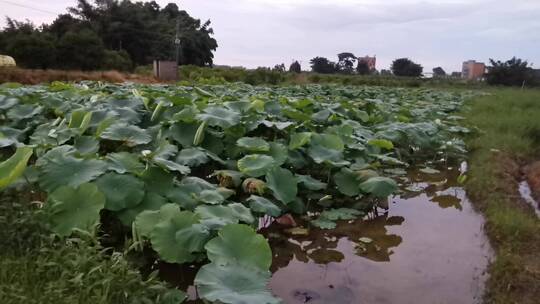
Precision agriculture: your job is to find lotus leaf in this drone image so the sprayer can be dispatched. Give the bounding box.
[150,211,210,263]
[265,167,297,204]
[95,173,145,211]
[46,183,105,236]
[194,262,279,304]
[205,224,272,270]
[237,154,275,177]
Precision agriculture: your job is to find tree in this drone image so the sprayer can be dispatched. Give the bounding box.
[337,52,356,74]
[356,61,371,75]
[289,61,301,73]
[391,58,423,77]
[1,0,218,69]
[56,29,106,70]
[102,50,133,71]
[486,57,534,86]
[6,33,57,69]
[272,63,286,72]
[432,67,446,78]
[310,57,337,74]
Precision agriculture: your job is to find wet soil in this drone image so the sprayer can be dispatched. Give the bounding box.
[523,161,540,204]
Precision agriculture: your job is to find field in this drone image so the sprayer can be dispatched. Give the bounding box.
[0,81,538,303]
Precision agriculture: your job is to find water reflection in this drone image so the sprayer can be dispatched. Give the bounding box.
[261,213,404,271]
[152,167,492,304]
[269,167,492,304]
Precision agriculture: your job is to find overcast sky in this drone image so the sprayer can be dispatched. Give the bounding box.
[2,0,539,73]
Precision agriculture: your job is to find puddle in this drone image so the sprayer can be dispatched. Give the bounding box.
[154,167,493,304]
[267,167,492,304]
[518,180,540,217]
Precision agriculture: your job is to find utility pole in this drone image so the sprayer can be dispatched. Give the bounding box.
[174,18,181,66]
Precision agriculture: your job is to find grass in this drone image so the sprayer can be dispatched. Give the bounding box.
[0,190,180,304]
[463,88,540,303]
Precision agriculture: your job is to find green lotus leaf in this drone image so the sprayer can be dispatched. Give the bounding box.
[175,148,209,167]
[247,195,282,217]
[195,262,280,304]
[236,137,270,152]
[169,122,198,148]
[334,168,361,196]
[307,134,346,165]
[165,185,200,210]
[266,142,288,166]
[135,203,180,238]
[311,218,337,229]
[0,96,17,110]
[150,211,210,263]
[172,106,199,123]
[153,158,191,174]
[197,189,227,205]
[7,104,42,120]
[30,122,75,146]
[196,106,241,128]
[38,152,107,192]
[95,172,145,211]
[68,110,92,135]
[289,132,312,149]
[368,139,394,150]
[359,176,398,197]
[117,192,168,226]
[195,204,255,230]
[0,127,22,148]
[265,167,297,204]
[74,136,99,155]
[140,167,174,195]
[237,154,275,177]
[46,183,105,236]
[205,224,272,270]
[0,146,33,190]
[106,152,145,175]
[100,123,152,146]
[296,174,327,191]
[321,208,363,221]
[180,176,217,191]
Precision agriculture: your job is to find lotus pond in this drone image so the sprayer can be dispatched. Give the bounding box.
[0,82,485,303]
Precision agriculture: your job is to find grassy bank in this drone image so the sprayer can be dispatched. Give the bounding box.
[0,191,181,304]
[464,89,540,303]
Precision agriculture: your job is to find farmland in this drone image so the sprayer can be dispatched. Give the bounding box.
[0,82,538,303]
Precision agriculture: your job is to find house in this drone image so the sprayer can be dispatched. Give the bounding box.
[462,60,485,80]
[358,55,376,71]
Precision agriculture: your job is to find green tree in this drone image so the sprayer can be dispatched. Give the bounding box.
[289,61,301,73]
[102,50,133,71]
[337,52,356,74]
[486,57,534,86]
[391,58,423,77]
[310,57,337,74]
[6,33,57,69]
[56,29,106,70]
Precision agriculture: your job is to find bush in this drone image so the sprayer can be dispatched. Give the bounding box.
[56,29,106,71]
[102,50,133,71]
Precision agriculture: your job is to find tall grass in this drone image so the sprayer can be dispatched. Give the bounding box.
[463,88,540,304]
[0,191,178,304]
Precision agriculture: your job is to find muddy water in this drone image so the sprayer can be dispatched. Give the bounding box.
[157,168,493,304]
[266,168,492,304]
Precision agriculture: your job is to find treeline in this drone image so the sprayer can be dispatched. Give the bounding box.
[307,53,423,77]
[0,0,217,71]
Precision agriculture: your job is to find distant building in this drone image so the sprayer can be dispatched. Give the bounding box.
[432,67,446,78]
[462,60,485,80]
[358,55,376,71]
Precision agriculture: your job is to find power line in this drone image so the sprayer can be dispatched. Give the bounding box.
[0,0,59,16]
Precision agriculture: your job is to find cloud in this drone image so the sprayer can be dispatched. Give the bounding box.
[1,0,539,72]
